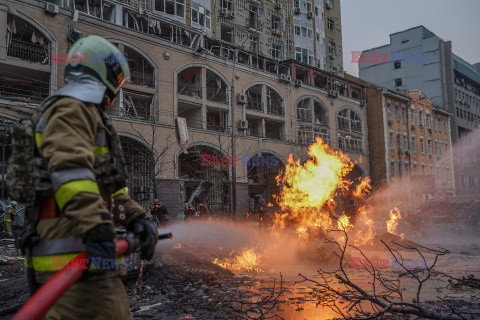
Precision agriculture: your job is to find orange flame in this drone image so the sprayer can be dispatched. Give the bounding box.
[387,207,402,236]
[212,248,262,272]
[273,138,372,241]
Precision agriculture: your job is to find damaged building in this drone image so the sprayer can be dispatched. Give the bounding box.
[0,0,366,217]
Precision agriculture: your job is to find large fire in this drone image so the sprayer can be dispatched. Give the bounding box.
[273,138,371,240]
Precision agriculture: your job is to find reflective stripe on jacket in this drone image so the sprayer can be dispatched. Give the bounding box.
[32,97,143,273]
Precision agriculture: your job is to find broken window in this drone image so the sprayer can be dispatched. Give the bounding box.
[120,136,154,207]
[249,35,258,54]
[249,5,258,29]
[206,70,228,104]
[74,0,102,18]
[297,99,312,122]
[295,66,309,84]
[312,73,327,89]
[246,85,263,112]
[245,116,263,137]
[206,107,228,132]
[155,0,184,17]
[337,108,363,153]
[6,14,50,64]
[178,101,202,129]
[264,120,283,140]
[221,0,233,10]
[0,67,49,103]
[297,125,313,144]
[221,24,234,43]
[102,2,116,22]
[271,15,280,32]
[271,43,281,60]
[178,67,202,98]
[314,101,327,125]
[178,145,229,211]
[124,46,154,88]
[108,90,153,120]
[266,88,283,116]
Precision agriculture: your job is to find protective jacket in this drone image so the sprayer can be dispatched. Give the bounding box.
[32,96,143,281]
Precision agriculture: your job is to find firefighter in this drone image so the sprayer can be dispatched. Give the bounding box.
[150,199,169,225]
[3,201,17,237]
[258,199,268,228]
[20,36,157,319]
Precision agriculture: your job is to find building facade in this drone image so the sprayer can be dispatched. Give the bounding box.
[358,25,480,143]
[323,0,343,75]
[358,25,479,197]
[0,0,365,217]
[353,71,455,199]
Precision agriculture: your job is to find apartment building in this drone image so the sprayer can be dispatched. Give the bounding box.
[352,70,455,198]
[323,0,343,75]
[358,25,480,143]
[0,0,366,217]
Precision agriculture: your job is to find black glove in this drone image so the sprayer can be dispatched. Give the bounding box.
[127,216,158,261]
[83,224,116,270]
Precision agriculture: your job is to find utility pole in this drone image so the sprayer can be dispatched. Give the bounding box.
[230,75,236,217]
[1,115,7,201]
[229,35,250,217]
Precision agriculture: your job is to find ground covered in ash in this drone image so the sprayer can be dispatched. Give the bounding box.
[2,224,480,320]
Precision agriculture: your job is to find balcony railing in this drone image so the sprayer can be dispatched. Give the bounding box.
[0,84,48,104]
[206,87,228,104]
[130,70,154,88]
[177,81,202,98]
[7,38,49,64]
[247,98,262,111]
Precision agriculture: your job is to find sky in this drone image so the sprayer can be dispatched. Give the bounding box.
[341,0,480,76]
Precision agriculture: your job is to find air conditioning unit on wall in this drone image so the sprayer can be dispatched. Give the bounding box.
[238,119,249,130]
[237,93,247,104]
[45,2,59,15]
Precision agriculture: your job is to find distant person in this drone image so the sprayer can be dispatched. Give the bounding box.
[198,202,213,219]
[184,203,197,221]
[150,199,169,225]
[257,199,268,228]
[4,201,18,237]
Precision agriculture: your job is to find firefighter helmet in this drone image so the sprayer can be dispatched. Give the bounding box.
[66,35,130,98]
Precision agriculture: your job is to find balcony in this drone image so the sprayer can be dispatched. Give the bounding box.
[130,70,154,88]
[247,97,262,112]
[207,87,228,104]
[7,38,49,65]
[177,81,202,99]
[0,71,49,104]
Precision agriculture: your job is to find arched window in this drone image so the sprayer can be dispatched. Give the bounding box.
[2,13,51,103]
[108,44,155,121]
[246,152,284,207]
[178,144,229,211]
[120,136,154,207]
[337,108,363,153]
[177,65,229,131]
[296,97,329,144]
[244,83,285,141]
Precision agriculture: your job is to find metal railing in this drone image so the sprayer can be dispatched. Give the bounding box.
[247,97,262,111]
[7,38,49,64]
[177,81,202,98]
[130,70,154,88]
[0,87,48,104]
[206,88,228,104]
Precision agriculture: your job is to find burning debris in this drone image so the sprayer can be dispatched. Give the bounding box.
[212,248,262,273]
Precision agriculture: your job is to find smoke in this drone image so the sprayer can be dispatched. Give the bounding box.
[155,219,332,274]
[362,127,480,245]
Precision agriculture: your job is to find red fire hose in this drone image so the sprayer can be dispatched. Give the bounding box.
[13,233,172,320]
